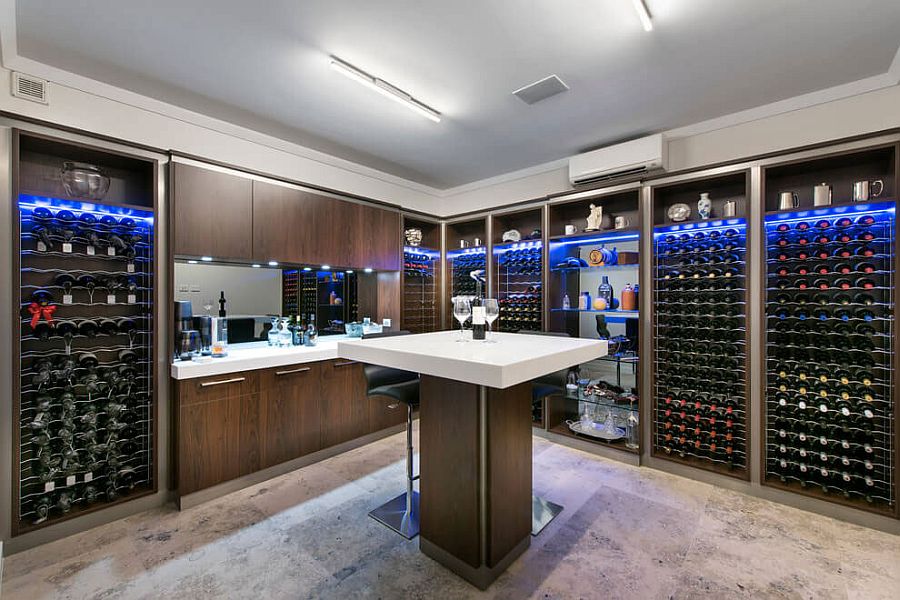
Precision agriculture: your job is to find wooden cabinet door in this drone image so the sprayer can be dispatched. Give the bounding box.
[172,162,253,259]
[368,393,407,433]
[252,181,325,264]
[352,204,401,271]
[258,362,321,468]
[177,372,257,495]
[319,359,368,448]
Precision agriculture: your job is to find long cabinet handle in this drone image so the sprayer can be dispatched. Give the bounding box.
[333,361,357,367]
[199,377,246,388]
[276,367,312,376]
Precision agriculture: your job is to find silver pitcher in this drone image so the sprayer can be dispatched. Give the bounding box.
[852,179,884,202]
[778,191,799,210]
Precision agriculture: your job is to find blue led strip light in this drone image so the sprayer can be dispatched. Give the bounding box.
[550,232,639,247]
[19,194,154,224]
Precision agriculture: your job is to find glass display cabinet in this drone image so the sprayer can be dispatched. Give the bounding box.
[544,189,641,451]
[491,208,544,333]
[401,216,441,333]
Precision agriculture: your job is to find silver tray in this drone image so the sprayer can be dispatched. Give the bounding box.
[566,419,625,441]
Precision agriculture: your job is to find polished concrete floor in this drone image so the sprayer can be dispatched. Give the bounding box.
[3,426,899,600]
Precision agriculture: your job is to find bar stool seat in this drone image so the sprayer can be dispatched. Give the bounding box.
[363,331,420,539]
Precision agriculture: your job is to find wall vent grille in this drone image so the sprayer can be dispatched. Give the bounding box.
[11,72,49,104]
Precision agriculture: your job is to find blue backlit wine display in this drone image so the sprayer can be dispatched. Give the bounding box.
[448,246,486,298]
[18,197,154,528]
[765,202,895,509]
[495,241,542,332]
[653,219,748,473]
[403,247,438,333]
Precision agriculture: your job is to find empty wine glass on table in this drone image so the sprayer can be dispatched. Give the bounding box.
[452,297,471,342]
[483,298,499,343]
[203,298,214,316]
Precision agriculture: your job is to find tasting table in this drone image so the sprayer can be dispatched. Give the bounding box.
[338,331,607,589]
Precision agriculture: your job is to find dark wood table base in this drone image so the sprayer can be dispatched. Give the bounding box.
[419,375,533,589]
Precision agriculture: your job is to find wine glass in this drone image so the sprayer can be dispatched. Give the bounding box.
[203,298,214,316]
[452,297,471,342]
[483,298,499,343]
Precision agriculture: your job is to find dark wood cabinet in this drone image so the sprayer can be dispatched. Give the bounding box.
[367,394,407,433]
[258,362,322,468]
[319,359,368,448]
[252,179,400,269]
[176,372,259,495]
[172,162,253,259]
[352,203,401,271]
[175,356,403,498]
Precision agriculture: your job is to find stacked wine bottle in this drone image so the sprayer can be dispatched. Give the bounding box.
[497,242,542,332]
[282,270,300,316]
[403,248,437,333]
[654,223,748,472]
[765,207,894,509]
[449,248,486,297]
[18,201,154,528]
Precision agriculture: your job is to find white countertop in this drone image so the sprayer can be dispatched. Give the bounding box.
[170,338,345,380]
[337,331,607,388]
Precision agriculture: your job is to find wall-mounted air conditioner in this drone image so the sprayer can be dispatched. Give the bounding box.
[568,134,667,186]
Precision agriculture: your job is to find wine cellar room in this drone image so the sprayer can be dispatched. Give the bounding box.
[2,2,900,599]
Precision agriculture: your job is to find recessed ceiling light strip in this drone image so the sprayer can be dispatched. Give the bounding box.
[631,0,653,32]
[330,56,442,123]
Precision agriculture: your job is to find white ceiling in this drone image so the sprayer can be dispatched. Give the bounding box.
[13,0,900,188]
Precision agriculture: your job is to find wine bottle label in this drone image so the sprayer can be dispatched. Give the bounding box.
[472,306,486,325]
[63,294,73,305]
[86,245,96,256]
[62,242,73,253]
[127,262,135,273]
[107,294,117,305]
[66,475,76,486]
[37,241,47,252]
[107,246,116,256]
[84,472,93,482]
[128,294,137,304]
[44,481,55,492]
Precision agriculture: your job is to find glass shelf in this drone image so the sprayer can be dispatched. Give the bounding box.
[550,309,639,319]
[550,263,639,273]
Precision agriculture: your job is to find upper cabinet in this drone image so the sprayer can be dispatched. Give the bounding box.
[172,163,253,259]
[173,161,400,270]
[252,180,400,270]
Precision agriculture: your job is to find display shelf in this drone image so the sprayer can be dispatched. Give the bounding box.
[402,245,439,333]
[545,393,639,454]
[550,309,639,319]
[762,197,895,514]
[550,263,639,273]
[494,240,542,332]
[651,213,750,478]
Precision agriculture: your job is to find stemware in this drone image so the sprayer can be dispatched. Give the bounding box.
[483,298,499,343]
[452,297,471,342]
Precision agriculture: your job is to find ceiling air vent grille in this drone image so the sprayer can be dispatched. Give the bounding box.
[11,72,49,104]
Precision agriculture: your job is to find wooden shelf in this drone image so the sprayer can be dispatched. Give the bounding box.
[763,197,897,217]
[548,228,640,243]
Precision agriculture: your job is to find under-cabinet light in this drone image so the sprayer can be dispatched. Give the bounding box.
[330,56,442,123]
[364,268,374,273]
[321,265,331,270]
[187,260,198,264]
[252,264,261,268]
[268,261,279,266]
[303,267,312,272]
[200,256,213,262]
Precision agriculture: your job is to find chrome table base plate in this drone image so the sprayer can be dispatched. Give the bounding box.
[531,495,563,536]
[369,491,420,539]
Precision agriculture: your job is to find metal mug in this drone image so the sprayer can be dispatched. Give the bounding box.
[813,183,832,207]
[852,179,884,202]
[778,191,800,210]
[722,200,737,217]
[614,216,629,230]
[564,224,576,235]
[459,239,470,249]
[473,237,482,247]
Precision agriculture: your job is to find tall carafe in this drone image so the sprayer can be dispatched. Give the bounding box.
[598,275,614,308]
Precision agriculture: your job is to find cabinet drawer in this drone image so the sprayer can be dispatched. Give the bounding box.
[179,371,258,406]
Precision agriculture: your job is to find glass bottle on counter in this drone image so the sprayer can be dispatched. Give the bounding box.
[267,317,280,347]
[290,315,303,346]
[212,291,228,357]
[305,313,318,347]
[279,317,293,347]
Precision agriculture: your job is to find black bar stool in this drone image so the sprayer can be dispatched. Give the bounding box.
[362,330,420,539]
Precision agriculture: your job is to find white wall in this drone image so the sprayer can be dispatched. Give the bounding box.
[173,263,282,317]
[0,65,440,214]
[440,83,900,215]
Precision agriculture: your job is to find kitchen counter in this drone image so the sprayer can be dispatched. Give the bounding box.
[337,331,607,388]
[170,337,349,380]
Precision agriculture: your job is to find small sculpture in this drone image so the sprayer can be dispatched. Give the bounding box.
[404,228,423,246]
[585,204,603,231]
[698,192,712,219]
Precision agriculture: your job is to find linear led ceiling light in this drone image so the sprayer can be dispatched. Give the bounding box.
[631,0,653,31]
[330,56,442,123]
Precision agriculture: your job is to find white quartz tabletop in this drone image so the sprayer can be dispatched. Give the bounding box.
[170,338,344,379]
[337,331,607,388]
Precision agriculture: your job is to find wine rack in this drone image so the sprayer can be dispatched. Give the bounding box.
[402,247,439,333]
[496,241,543,332]
[16,197,155,531]
[764,203,895,512]
[448,247,486,298]
[653,220,749,476]
[282,269,300,315]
